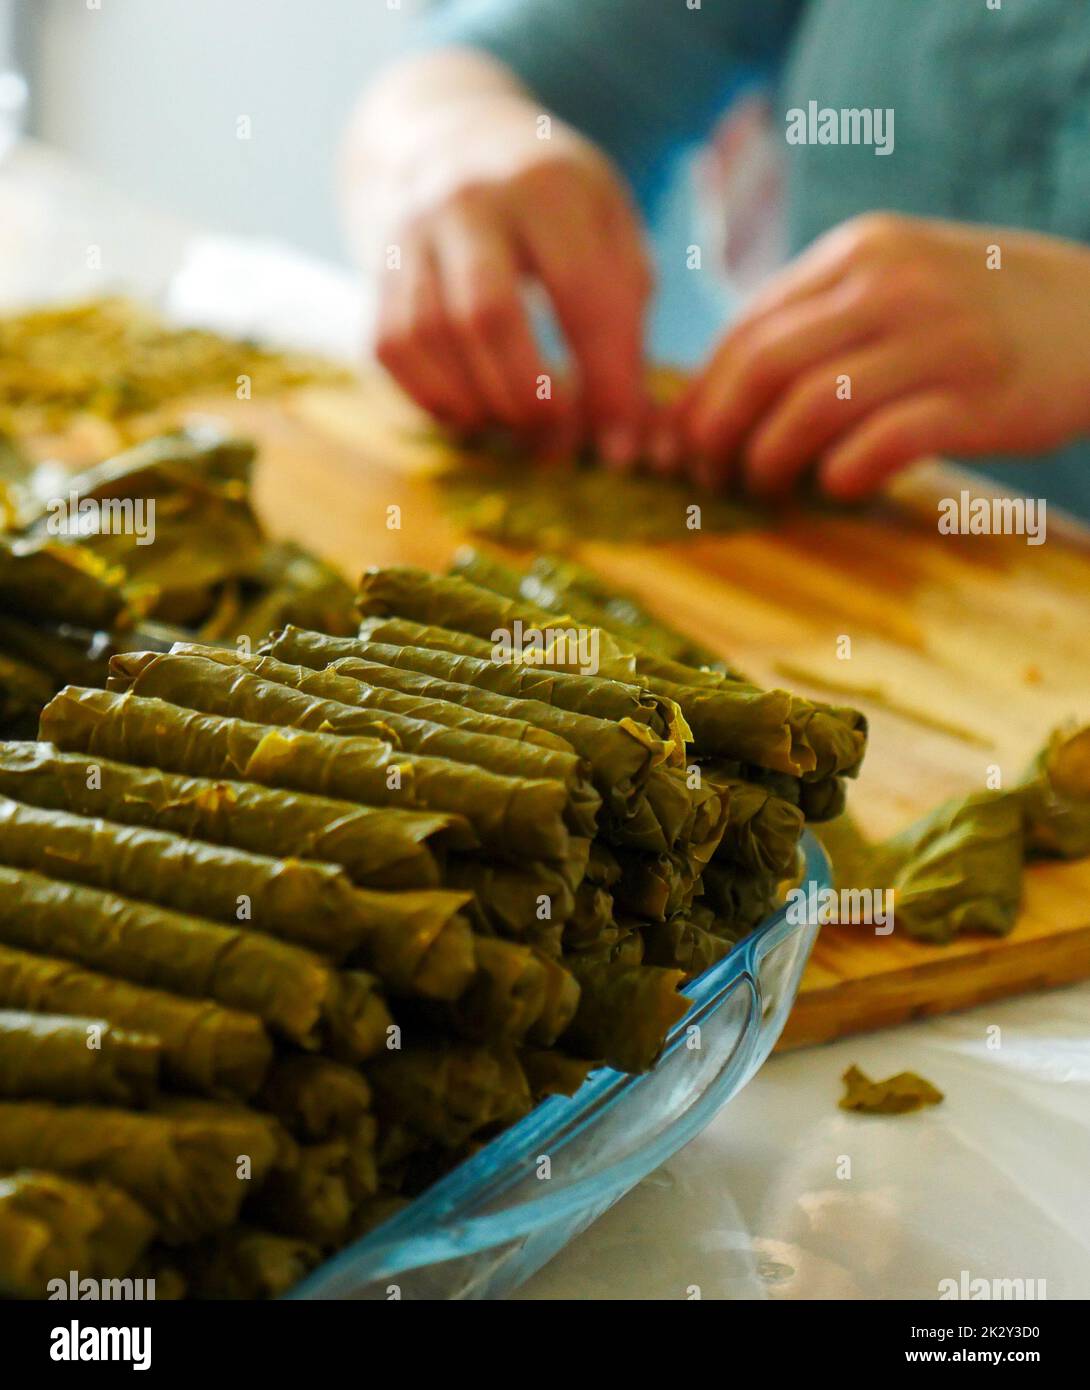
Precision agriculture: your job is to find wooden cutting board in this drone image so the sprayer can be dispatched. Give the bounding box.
[211,378,1090,1049]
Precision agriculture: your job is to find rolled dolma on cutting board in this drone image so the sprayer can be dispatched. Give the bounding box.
[0,866,392,1057]
[0,1100,286,1243]
[108,647,601,838]
[863,792,1024,943]
[40,686,574,861]
[0,1009,160,1105]
[0,1171,155,1300]
[0,794,475,999]
[0,741,471,888]
[1018,723,1090,860]
[0,943,271,1098]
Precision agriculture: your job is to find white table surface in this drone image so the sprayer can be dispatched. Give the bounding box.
[6,141,1088,1302]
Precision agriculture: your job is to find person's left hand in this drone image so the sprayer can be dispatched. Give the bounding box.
[665,213,1090,499]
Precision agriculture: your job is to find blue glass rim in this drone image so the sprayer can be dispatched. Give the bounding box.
[289,831,831,1298]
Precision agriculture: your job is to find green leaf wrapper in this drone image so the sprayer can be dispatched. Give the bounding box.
[0,793,475,999]
[368,1043,532,1150]
[0,942,271,1098]
[0,1171,155,1300]
[0,1009,160,1105]
[0,1100,285,1243]
[639,916,735,978]
[701,767,805,877]
[264,627,664,821]
[257,1056,372,1143]
[357,566,866,780]
[109,646,601,838]
[0,533,129,630]
[0,865,392,1055]
[839,1064,943,1115]
[1018,723,1090,859]
[352,610,689,753]
[444,856,577,935]
[0,740,469,889]
[178,640,572,750]
[452,548,727,669]
[563,959,690,1074]
[40,685,572,860]
[177,1226,321,1300]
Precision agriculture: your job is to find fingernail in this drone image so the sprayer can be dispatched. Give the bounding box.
[598,425,638,471]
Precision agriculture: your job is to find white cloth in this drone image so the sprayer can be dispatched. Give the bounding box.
[516,981,1090,1299]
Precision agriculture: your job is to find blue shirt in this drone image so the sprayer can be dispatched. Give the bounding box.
[422,0,1090,518]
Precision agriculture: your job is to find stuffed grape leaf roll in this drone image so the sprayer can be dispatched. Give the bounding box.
[1018,723,1090,860]
[0,866,392,1056]
[699,768,805,877]
[0,1171,155,1299]
[40,686,573,861]
[0,943,271,1098]
[258,1056,372,1143]
[368,1042,532,1149]
[108,647,600,837]
[0,740,470,889]
[0,794,475,999]
[563,960,690,1073]
[0,1009,160,1105]
[174,641,572,751]
[0,1101,285,1243]
[263,628,666,819]
[0,534,130,630]
[178,1226,321,1300]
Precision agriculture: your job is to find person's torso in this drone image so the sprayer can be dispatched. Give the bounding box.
[782,0,1090,250]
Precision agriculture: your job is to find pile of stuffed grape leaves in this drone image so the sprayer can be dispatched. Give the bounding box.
[0,553,870,1299]
[0,429,358,737]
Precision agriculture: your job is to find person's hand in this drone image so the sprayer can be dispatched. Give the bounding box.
[669,213,1090,498]
[346,53,653,465]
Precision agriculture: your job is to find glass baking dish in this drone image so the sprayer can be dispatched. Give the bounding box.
[289,832,830,1300]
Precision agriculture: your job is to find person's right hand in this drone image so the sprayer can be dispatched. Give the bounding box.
[346,54,654,466]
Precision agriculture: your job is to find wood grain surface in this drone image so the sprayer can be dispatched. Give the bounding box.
[181,379,1090,1048]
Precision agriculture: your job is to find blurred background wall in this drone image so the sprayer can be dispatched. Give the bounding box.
[8,0,731,361]
[18,0,425,263]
